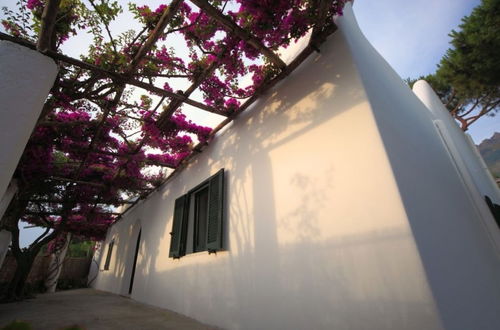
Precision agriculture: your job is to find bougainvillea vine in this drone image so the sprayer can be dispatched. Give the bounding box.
[0,0,346,299]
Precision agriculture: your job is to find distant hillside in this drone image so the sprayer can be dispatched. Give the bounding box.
[477,132,500,180]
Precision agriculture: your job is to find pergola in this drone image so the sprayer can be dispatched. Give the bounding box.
[0,0,341,226]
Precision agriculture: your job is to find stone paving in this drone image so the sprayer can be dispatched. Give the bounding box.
[0,288,216,330]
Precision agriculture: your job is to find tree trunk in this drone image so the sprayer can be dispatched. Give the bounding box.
[1,190,65,301]
[44,232,71,293]
[5,250,38,300]
[0,230,11,268]
[1,208,60,301]
[0,181,18,267]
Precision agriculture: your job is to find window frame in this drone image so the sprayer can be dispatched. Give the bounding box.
[169,169,224,258]
[192,184,209,253]
[103,239,114,270]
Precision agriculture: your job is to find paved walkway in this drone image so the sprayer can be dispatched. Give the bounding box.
[0,288,216,330]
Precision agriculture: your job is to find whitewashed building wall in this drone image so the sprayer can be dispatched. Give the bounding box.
[0,41,58,263]
[92,4,500,330]
[0,41,58,199]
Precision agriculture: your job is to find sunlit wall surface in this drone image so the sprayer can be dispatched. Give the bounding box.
[92,4,500,330]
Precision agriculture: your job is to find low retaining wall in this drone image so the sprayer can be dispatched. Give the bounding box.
[0,252,91,285]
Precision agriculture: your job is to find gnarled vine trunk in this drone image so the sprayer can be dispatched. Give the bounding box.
[6,248,40,300]
[1,194,61,301]
[44,232,72,293]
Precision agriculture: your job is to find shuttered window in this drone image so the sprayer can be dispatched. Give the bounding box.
[104,240,114,270]
[194,186,209,252]
[206,169,224,252]
[485,195,500,228]
[169,169,225,258]
[169,195,189,258]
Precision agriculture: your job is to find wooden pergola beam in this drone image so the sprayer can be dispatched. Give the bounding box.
[37,0,61,52]
[190,0,287,69]
[51,144,175,169]
[87,149,176,168]
[310,0,333,49]
[73,85,126,179]
[0,32,225,116]
[25,211,122,216]
[70,2,185,206]
[38,120,97,127]
[75,0,187,182]
[49,177,106,188]
[48,176,153,192]
[127,0,183,73]
[27,198,134,205]
[156,50,223,130]
[127,77,226,116]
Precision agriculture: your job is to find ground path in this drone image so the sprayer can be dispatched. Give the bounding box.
[0,288,216,330]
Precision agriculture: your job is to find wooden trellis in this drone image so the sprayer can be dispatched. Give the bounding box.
[0,0,338,219]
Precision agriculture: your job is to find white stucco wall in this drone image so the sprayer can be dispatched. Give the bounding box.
[0,41,58,198]
[93,4,500,330]
[413,80,500,204]
[0,180,17,221]
[338,4,500,330]
[0,180,17,266]
[413,80,500,252]
[94,7,442,330]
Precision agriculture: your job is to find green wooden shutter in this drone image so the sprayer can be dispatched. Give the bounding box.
[206,169,224,252]
[485,195,500,228]
[169,195,188,258]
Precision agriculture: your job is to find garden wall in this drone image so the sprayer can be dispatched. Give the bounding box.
[1,252,91,289]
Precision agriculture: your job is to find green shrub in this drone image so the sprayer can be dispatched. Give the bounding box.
[1,320,32,330]
[61,325,84,330]
[56,278,88,291]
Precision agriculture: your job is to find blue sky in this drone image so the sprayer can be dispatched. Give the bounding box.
[1,0,497,246]
[353,0,498,143]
